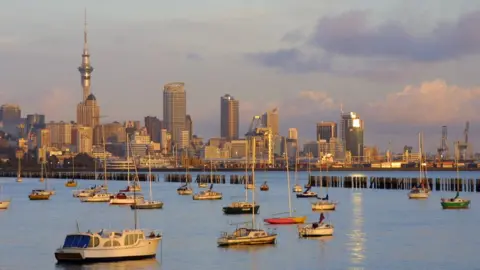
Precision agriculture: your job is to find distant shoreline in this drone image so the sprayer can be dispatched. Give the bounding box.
[2,167,479,174]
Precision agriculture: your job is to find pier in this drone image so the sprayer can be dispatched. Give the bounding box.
[0,171,156,182]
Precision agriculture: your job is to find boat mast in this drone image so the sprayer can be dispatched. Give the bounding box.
[244,139,249,202]
[284,137,292,217]
[251,136,256,228]
[184,149,188,187]
[294,146,298,186]
[418,132,423,186]
[72,153,75,180]
[126,131,130,186]
[148,152,153,201]
[102,124,107,188]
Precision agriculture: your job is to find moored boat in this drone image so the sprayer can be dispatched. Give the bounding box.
[264,216,306,224]
[223,202,260,215]
[408,187,430,199]
[65,180,78,188]
[120,183,141,193]
[198,182,208,188]
[109,193,144,205]
[55,229,162,263]
[408,133,430,200]
[296,187,317,198]
[80,192,112,203]
[441,192,470,209]
[311,194,336,211]
[260,181,269,191]
[177,184,193,195]
[217,227,277,246]
[292,184,302,193]
[130,155,163,210]
[0,186,10,209]
[298,213,334,237]
[29,190,51,200]
[193,184,222,200]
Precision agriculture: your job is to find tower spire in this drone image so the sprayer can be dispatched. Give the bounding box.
[79,8,93,102]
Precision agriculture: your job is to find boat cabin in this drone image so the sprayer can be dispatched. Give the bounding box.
[232,228,268,238]
[61,229,160,249]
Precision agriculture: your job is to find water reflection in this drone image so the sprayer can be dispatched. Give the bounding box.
[55,259,161,270]
[218,244,276,253]
[346,192,366,267]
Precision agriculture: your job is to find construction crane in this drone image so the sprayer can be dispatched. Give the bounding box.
[245,115,273,165]
[436,126,448,160]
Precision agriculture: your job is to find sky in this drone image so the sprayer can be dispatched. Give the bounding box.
[1,0,480,153]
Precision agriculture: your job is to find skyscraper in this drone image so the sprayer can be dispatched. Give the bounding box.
[185,114,193,141]
[76,11,100,128]
[261,108,279,136]
[220,94,239,140]
[163,82,186,145]
[288,128,298,140]
[144,116,162,143]
[316,122,337,142]
[341,112,364,158]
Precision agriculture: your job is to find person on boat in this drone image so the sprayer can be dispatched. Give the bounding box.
[319,213,325,224]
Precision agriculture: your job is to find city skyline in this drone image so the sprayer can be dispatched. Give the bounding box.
[1,1,480,151]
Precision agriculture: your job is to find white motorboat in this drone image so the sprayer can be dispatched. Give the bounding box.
[192,189,222,200]
[311,199,336,211]
[292,184,302,193]
[298,213,334,237]
[55,229,161,263]
[110,193,144,205]
[81,193,112,203]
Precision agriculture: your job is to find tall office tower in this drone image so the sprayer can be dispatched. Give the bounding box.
[76,126,93,153]
[220,94,239,140]
[185,114,193,141]
[316,122,337,142]
[288,128,298,140]
[46,121,73,148]
[340,112,364,158]
[261,107,279,136]
[163,82,186,145]
[26,114,46,133]
[76,11,100,128]
[0,104,21,123]
[144,116,162,143]
[37,128,51,148]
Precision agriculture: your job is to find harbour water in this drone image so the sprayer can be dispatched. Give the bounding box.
[0,171,479,270]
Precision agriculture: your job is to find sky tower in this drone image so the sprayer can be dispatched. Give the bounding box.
[78,9,94,102]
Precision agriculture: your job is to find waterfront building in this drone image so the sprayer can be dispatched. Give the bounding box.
[220,94,239,141]
[163,82,187,145]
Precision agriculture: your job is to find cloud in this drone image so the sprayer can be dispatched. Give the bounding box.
[247,10,480,74]
[364,79,480,125]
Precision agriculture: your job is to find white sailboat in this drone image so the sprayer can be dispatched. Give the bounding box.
[408,132,430,199]
[193,160,222,200]
[217,137,277,246]
[177,150,193,195]
[311,162,336,211]
[120,133,141,192]
[131,153,163,209]
[65,155,78,187]
[55,190,162,263]
[298,212,334,237]
[0,186,11,209]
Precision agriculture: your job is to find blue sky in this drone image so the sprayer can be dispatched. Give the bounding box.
[1,0,480,153]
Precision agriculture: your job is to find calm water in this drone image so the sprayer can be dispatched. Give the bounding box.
[0,171,479,270]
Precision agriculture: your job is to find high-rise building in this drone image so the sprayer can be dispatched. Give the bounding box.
[37,128,51,148]
[185,114,193,141]
[261,107,279,136]
[76,126,93,153]
[340,112,364,159]
[163,82,186,145]
[220,94,239,140]
[93,121,126,144]
[0,104,21,123]
[76,12,100,128]
[144,116,162,143]
[316,122,337,142]
[26,114,45,133]
[46,121,72,148]
[288,128,298,140]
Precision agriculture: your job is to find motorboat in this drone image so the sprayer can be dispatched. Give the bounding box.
[296,187,317,198]
[177,184,193,195]
[65,180,78,188]
[223,202,259,215]
[292,184,302,193]
[192,184,222,200]
[260,181,269,191]
[298,213,334,237]
[311,194,336,211]
[109,193,144,205]
[217,227,277,246]
[28,189,51,200]
[80,193,112,203]
[441,191,470,209]
[55,229,162,263]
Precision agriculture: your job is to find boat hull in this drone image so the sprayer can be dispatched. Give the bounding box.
[260,186,269,191]
[130,202,164,209]
[441,201,470,209]
[177,189,193,195]
[0,200,10,209]
[264,216,306,224]
[65,183,78,188]
[55,238,160,264]
[29,194,50,200]
[296,193,317,198]
[408,192,429,199]
[217,235,277,246]
[223,205,260,215]
[192,194,222,200]
[298,226,334,237]
[311,202,336,211]
[109,198,144,205]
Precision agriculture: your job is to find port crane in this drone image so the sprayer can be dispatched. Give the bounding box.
[436,126,449,161]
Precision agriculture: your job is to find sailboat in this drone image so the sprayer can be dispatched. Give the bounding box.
[441,155,471,209]
[198,162,209,188]
[292,150,302,193]
[217,137,277,246]
[177,150,193,195]
[408,132,430,199]
[0,186,11,209]
[264,138,306,224]
[29,166,55,200]
[311,162,336,211]
[260,181,269,191]
[65,155,78,187]
[131,153,163,209]
[16,153,22,182]
[298,212,334,237]
[55,191,163,263]
[223,140,260,215]
[80,154,112,203]
[99,124,108,190]
[120,133,141,192]
[193,160,222,200]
